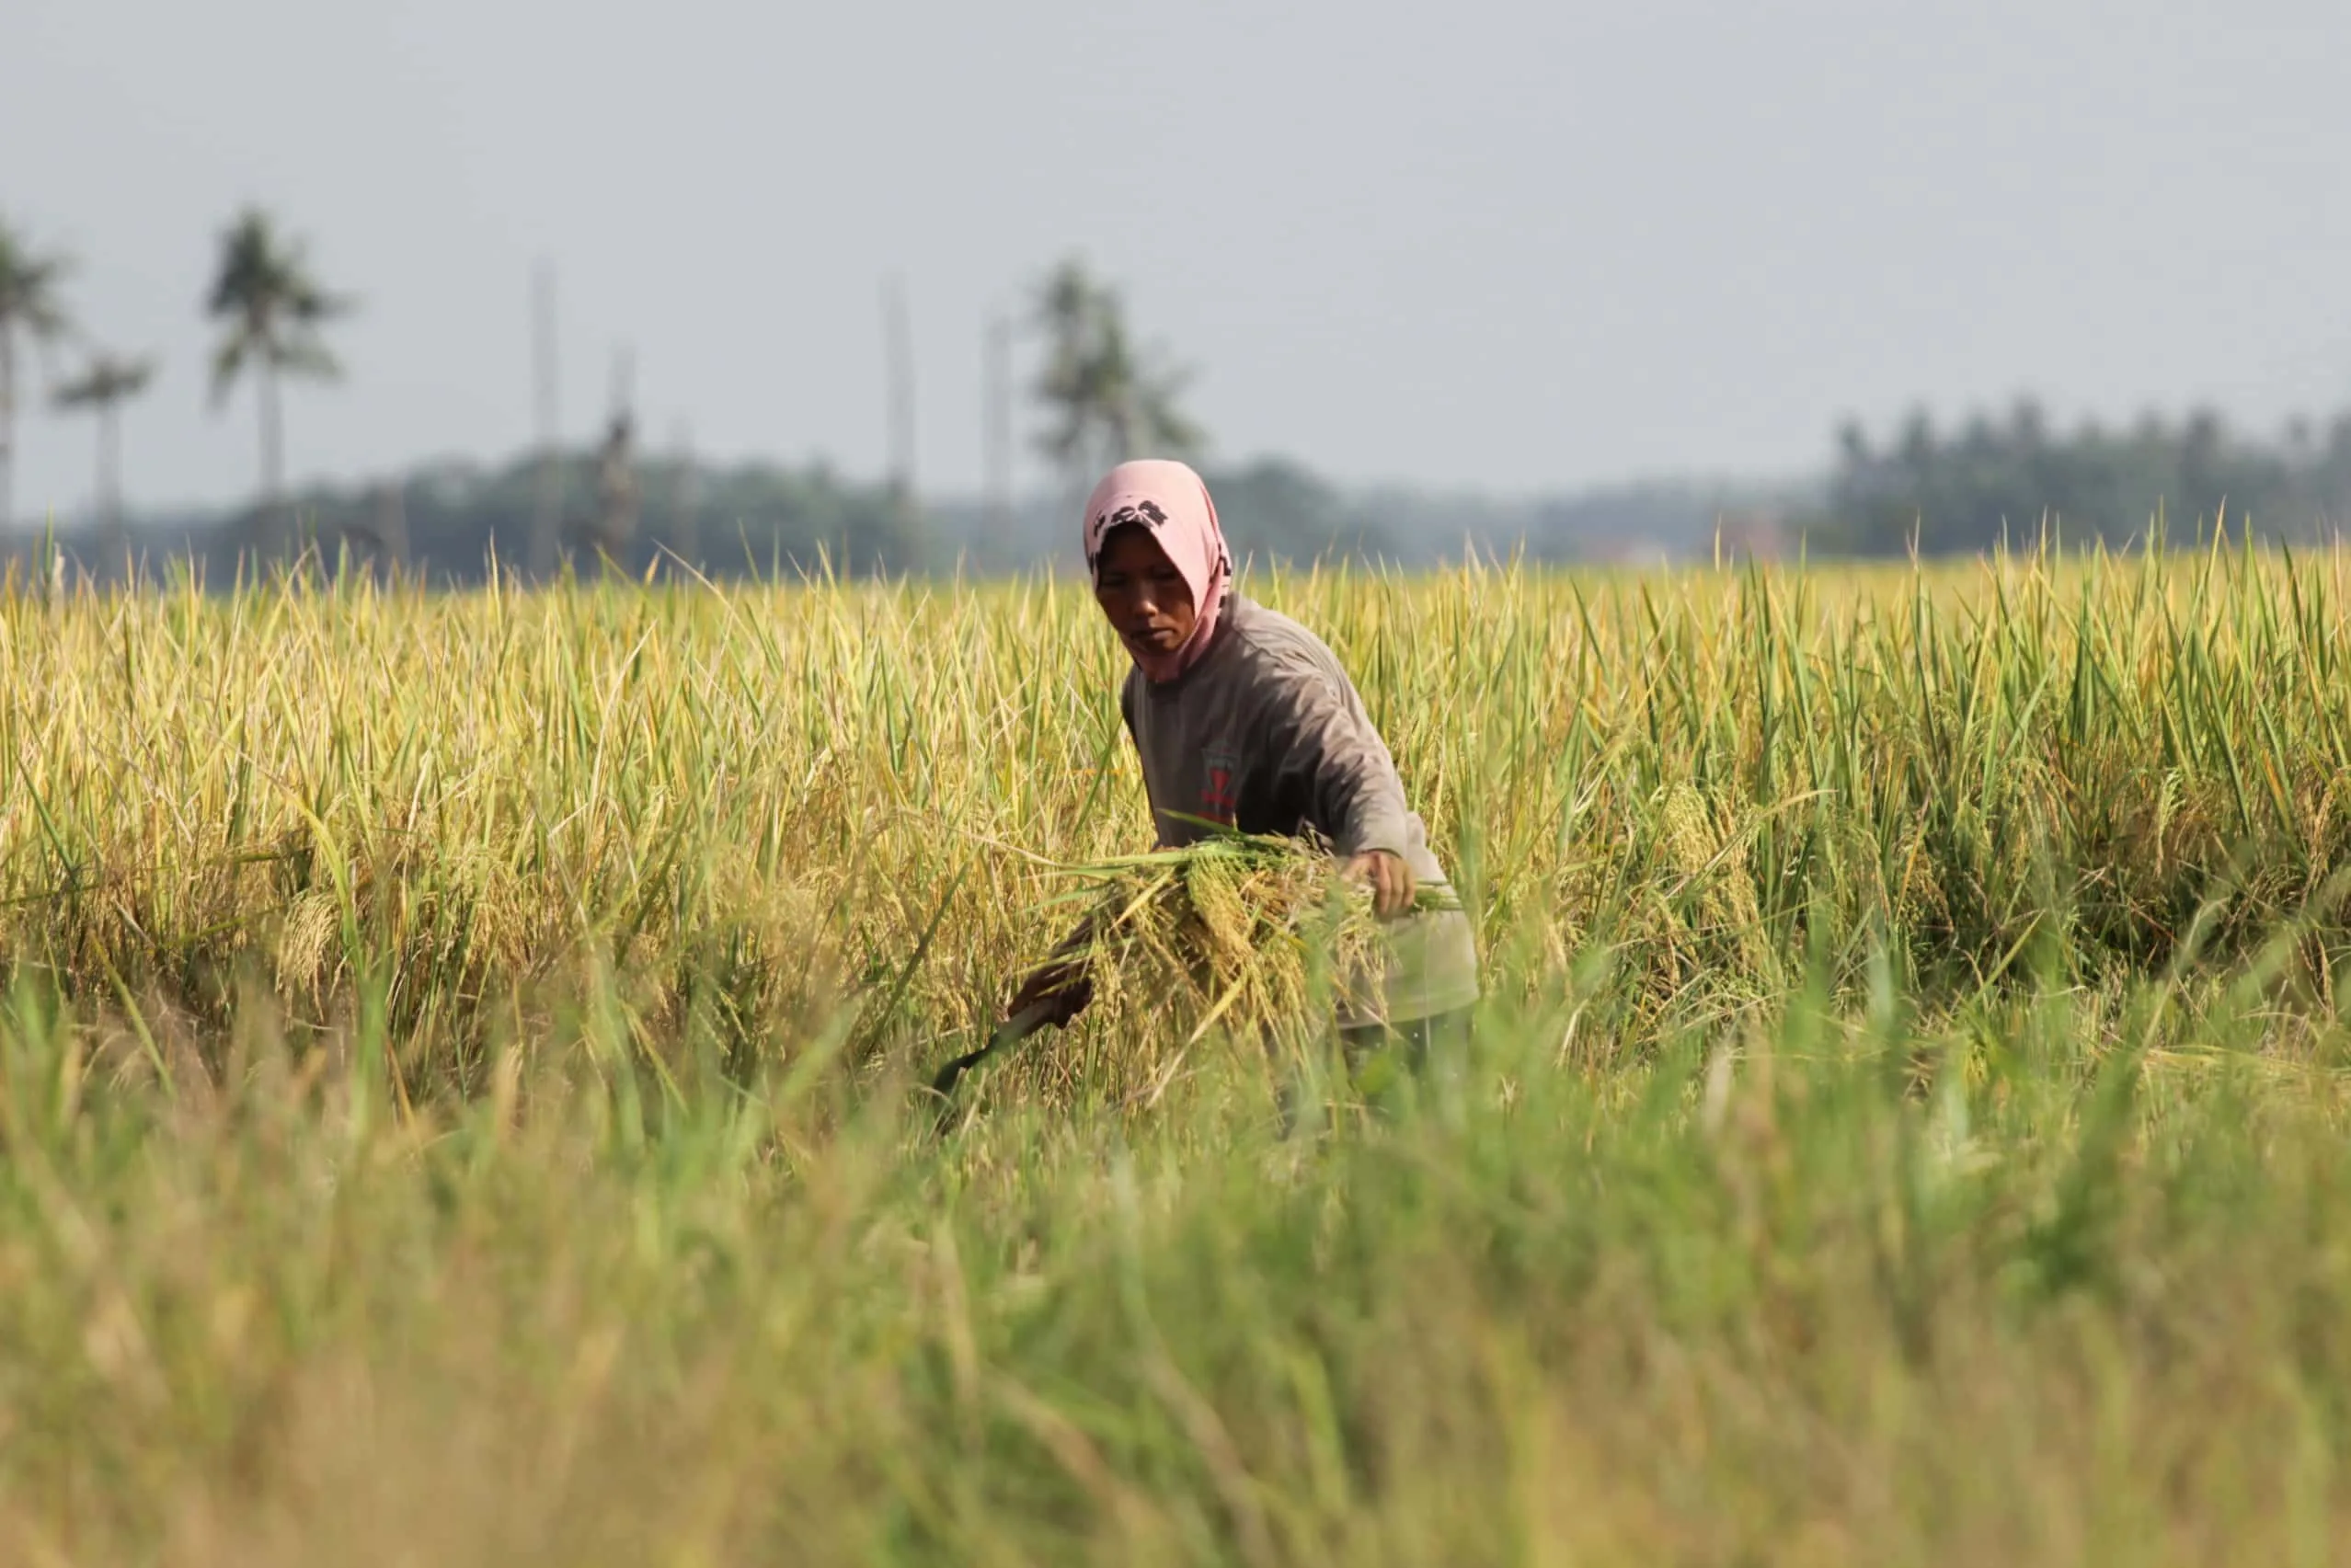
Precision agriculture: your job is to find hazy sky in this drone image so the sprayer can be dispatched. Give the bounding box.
[6,0,2349,521]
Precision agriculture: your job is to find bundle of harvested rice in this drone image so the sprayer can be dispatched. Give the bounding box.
[1039,831,1461,1047]
[926,833,1462,1115]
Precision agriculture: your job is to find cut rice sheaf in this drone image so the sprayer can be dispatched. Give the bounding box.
[1042,831,1460,1044]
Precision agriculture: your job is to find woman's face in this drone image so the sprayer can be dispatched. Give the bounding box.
[1093,525,1198,659]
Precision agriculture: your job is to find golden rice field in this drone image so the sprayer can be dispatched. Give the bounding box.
[2,543,2350,1564]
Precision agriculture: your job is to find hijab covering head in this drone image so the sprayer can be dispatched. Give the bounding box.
[1081,459,1232,683]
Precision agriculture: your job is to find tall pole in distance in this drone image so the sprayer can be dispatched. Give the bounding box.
[882,273,920,567]
[983,310,1013,569]
[669,419,699,574]
[97,397,121,569]
[530,259,561,581]
[608,343,635,424]
[595,344,639,573]
[375,477,408,583]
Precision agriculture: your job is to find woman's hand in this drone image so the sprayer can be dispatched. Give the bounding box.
[1007,958,1093,1027]
[1006,920,1097,1028]
[1344,850,1416,920]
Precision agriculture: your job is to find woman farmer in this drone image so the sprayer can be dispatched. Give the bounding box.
[1009,458,1480,1066]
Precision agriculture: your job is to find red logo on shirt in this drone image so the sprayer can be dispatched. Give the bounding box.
[1200,748,1241,827]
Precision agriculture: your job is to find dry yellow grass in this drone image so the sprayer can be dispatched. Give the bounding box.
[6,541,2348,1098]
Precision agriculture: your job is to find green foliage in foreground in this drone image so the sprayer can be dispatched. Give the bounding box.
[1,964,2347,1564]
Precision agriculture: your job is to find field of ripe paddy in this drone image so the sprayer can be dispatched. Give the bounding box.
[1,544,2347,1564]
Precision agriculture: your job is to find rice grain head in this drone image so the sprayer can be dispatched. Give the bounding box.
[275,888,344,1002]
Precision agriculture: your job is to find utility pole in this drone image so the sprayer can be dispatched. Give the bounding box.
[669,419,699,574]
[882,273,920,566]
[97,394,125,577]
[609,343,635,420]
[530,259,562,581]
[592,345,638,573]
[373,478,408,583]
[983,309,1013,568]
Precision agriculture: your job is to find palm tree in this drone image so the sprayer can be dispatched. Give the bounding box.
[0,215,75,529]
[204,208,350,555]
[53,350,156,571]
[1030,258,1202,498]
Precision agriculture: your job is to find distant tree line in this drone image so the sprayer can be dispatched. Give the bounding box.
[1809,399,2351,554]
[84,450,919,590]
[7,238,1759,589]
[20,197,2351,585]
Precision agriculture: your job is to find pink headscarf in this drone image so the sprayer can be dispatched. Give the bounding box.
[1081,459,1233,683]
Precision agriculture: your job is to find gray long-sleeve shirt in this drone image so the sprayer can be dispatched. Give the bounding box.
[1118,594,1482,1026]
